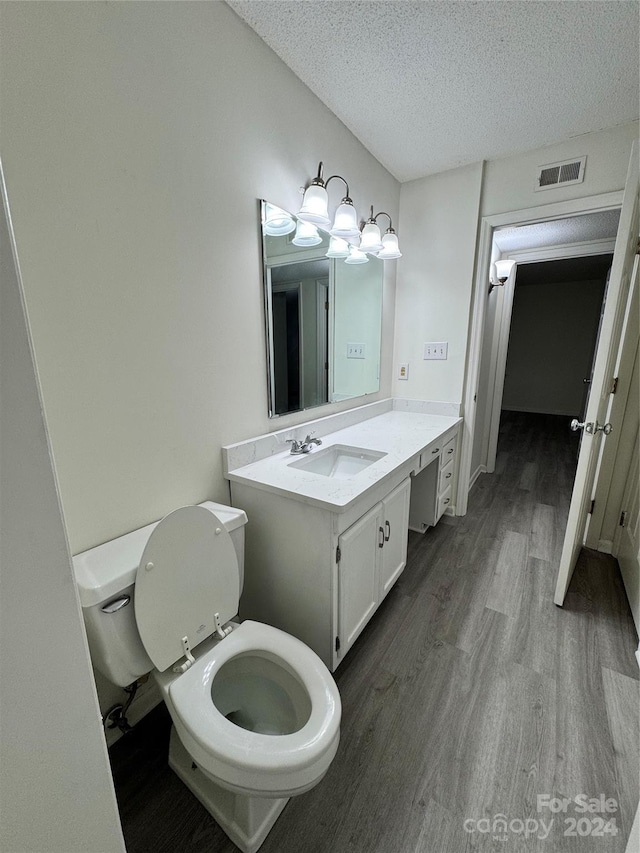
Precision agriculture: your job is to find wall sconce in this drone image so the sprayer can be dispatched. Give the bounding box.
[489,259,516,293]
[297,162,360,238]
[361,208,402,259]
[298,163,401,259]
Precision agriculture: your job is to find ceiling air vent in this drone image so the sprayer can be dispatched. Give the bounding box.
[534,156,586,191]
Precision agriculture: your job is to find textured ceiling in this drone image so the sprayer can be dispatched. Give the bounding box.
[494,209,621,254]
[228,1,639,182]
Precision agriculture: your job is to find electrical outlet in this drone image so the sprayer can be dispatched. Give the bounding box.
[398,362,409,380]
[347,343,366,359]
[423,341,448,360]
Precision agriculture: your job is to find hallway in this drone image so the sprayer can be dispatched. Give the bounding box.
[111,412,639,852]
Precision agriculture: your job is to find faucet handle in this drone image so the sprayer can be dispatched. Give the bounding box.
[304,433,322,446]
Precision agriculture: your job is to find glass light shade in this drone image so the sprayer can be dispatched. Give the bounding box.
[359,221,383,253]
[291,220,323,247]
[326,235,350,258]
[263,203,296,236]
[297,184,331,228]
[330,200,360,239]
[345,245,369,264]
[494,259,516,282]
[377,232,402,260]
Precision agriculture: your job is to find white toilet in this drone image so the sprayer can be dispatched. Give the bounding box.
[73,501,341,853]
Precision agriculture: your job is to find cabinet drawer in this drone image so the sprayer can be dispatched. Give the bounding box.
[419,444,441,471]
[439,457,454,494]
[442,434,457,463]
[437,486,452,520]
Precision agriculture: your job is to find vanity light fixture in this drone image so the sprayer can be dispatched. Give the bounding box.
[291,220,323,247]
[489,259,517,294]
[262,203,296,236]
[297,161,360,240]
[359,207,402,259]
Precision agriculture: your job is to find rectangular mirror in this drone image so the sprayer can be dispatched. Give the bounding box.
[261,200,383,417]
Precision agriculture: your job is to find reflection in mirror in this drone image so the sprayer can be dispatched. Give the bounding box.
[261,201,383,417]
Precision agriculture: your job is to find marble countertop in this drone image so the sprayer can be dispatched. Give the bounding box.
[225,410,461,512]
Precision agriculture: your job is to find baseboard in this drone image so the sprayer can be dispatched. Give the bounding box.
[597,539,614,555]
[468,465,486,491]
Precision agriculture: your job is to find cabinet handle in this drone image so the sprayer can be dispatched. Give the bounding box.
[444,498,450,505]
[385,520,391,541]
[447,448,454,455]
[432,447,439,454]
[378,526,385,548]
[445,472,452,479]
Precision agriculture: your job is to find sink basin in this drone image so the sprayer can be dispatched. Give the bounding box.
[288,444,387,479]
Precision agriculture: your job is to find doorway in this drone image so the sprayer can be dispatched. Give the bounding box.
[497,254,611,453]
[460,155,639,613]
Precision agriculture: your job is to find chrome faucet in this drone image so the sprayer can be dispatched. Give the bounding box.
[286,434,323,455]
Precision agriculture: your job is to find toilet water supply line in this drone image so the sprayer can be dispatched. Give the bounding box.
[102,679,140,734]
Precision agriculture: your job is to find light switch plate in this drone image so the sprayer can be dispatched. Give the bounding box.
[423,342,448,360]
[347,343,366,359]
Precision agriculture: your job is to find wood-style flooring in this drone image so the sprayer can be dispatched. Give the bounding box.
[110,411,639,852]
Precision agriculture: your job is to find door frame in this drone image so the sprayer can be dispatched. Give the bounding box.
[485,240,616,475]
[458,190,624,516]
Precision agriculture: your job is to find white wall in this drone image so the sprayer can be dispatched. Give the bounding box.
[0,175,125,851]
[481,122,640,217]
[502,277,606,415]
[392,161,484,404]
[0,1,399,556]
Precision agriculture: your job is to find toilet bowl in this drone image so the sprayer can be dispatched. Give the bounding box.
[156,620,340,798]
[73,501,341,853]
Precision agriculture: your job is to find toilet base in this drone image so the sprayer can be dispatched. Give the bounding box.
[168,727,290,853]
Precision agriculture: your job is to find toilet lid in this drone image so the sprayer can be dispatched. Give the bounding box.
[135,505,240,673]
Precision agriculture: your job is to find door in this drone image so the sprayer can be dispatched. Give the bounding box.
[338,502,383,657]
[615,431,640,633]
[554,142,639,605]
[379,478,411,601]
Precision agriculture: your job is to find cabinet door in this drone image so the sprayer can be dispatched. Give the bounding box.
[338,502,383,659]
[380,478,411,601]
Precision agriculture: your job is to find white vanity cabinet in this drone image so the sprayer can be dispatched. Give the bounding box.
[408,431,458,532]
[225,410,461,671]
[338,478,410,659]
[230,472,412,672]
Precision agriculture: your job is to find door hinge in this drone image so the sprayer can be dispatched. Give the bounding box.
[619,510,627,527]
[611,376,619,394]
[336,545,341,563]
[589,499,596,514]
[335,636,340,652]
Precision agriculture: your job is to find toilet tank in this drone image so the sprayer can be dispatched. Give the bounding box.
[73,502,248,687]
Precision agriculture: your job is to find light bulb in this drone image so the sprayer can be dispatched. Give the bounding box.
[297,183,331,228]
[359,221,383,253]
[376,231,402,260]
[330,199,360,239]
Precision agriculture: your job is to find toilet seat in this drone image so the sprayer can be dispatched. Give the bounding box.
[160,620,341,797]
[135,505,240,672]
